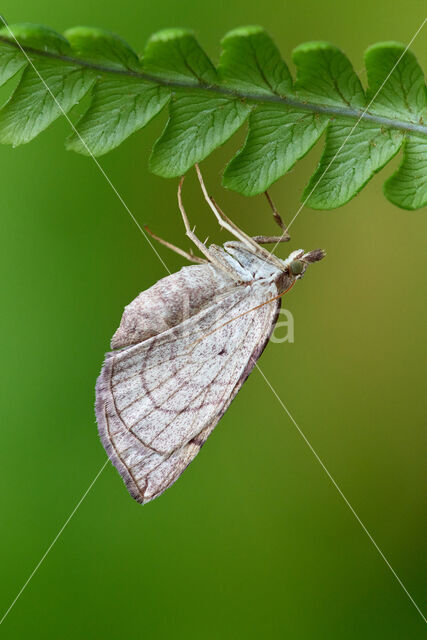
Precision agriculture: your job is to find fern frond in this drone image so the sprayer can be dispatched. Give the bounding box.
[0,23,426,209]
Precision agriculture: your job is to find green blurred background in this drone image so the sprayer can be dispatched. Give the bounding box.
[1,0,426,638]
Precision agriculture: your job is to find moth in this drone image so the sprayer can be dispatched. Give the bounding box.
[96,166,325,504]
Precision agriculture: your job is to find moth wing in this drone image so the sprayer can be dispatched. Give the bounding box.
[96,281,280,504]
[111,262,237,348]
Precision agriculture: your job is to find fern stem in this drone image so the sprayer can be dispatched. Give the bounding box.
[0,35,426,137]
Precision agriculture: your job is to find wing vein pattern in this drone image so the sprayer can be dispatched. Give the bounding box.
[96,263,281,504]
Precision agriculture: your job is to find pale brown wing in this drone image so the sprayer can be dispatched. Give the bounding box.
[96,280,280,504]
[111,262,238,348]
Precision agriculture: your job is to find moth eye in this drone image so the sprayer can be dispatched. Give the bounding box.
[289,259,304,275]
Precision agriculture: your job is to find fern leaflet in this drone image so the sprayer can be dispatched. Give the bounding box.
[0,23,426,209]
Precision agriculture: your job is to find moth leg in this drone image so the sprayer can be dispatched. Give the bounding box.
[210,196,289,253]
[252,235,291,245]
[195,164,259,250]
[178,176,237,275]
[195,164,284,270]
[264,190,290,240]
[144,225,207,264]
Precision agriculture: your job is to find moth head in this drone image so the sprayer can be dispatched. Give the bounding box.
[289,258,304,276]
[283,248,326,279]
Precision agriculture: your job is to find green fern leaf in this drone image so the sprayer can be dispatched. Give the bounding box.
[0,23,425,209]
[221,30,330,195]
[147,29,250,175]
[0,25,95,145]
[65,28,170,156]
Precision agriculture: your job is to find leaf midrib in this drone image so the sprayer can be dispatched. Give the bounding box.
[1,35,426,136]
